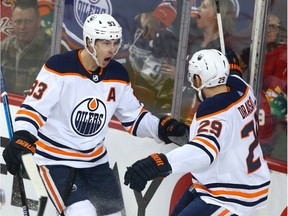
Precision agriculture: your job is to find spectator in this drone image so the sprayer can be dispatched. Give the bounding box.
[128,28,178,113]
[1,0,51,95]
[233,13,287,160]
[187,0,236,54]
[258,13,287,159]
[135,1,177,41]
[184,0,237,124]
[263,14,287,98]
[127,1,178,113]
[129,0,238,115]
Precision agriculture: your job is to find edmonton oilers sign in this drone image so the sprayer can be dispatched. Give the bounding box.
[74,0,112,26]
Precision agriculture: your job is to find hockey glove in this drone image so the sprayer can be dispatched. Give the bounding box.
[3,130,37,175]
[224,47,243,77]
[158,116,189,144]
[124,153,172,192]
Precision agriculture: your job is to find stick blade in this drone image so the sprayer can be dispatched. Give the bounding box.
[168,129,189,146]
[21,153,48,216]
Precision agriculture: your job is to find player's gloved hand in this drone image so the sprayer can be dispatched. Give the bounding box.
[124,153,172,192]
[158,116,189,144]
[224,47,242,77]
[3,130,37,175]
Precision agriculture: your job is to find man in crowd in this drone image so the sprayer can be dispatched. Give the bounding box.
[1,0,51,95]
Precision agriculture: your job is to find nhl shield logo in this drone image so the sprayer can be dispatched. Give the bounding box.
[74,0,112,27]
[71,97,107,136]
[92,74,98,82]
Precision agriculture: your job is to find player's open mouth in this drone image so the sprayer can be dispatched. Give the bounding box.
[104,57,111,62]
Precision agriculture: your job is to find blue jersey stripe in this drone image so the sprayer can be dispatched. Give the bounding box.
[197,134,220,152]
[188,141,214,164]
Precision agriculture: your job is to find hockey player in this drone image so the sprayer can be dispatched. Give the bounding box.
[124,49,271,215]
[2,14,188,216]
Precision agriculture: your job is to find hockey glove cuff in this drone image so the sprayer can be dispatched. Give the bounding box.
[158,116,189,144]
[124,153,172,192]
[3,130,37,175]
[225,47,243,77]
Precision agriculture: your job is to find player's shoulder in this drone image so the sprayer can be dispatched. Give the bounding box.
[102,59,130,83]
[45,49,80,73]
[226,74,249,93]
[196,93,235,119]
[196,75,250,119]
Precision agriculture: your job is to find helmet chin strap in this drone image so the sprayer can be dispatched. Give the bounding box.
[85,38,122,68]
[191,82,206,102]
[86,46,103,68]
[197,89,205,102]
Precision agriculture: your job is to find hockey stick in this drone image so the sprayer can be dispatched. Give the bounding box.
[21,154,48,216]
[1,68,48,216]
[168,129,189,147]
[215,0,226,55]
[0,67,30,216]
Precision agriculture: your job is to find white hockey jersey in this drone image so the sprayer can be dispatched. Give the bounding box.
[14,49,160,168]
[167,75,270,215]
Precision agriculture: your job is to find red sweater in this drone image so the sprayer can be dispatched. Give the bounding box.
[263,43,287,94]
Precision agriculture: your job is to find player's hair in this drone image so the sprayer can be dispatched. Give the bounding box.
[211,0,237,35]
[13,0,39,17]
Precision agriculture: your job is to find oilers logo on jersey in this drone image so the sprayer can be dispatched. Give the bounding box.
[74,0,112,27]
[71,97,106,136]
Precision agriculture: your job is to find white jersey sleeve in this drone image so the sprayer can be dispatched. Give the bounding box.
[14,65,63,136]
[114,83,161,142]
[166,75,270,215]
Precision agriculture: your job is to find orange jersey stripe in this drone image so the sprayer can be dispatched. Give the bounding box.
[193,137,219,156]
[44,64,88,79]
[36,140,104,158]
[77,49,94,75]
[16,110,44,127]
[102,79,130,85]
[194,183,269,199]
[218,209,230,216]
[40,166,65,213]
[61,32,82,50]
[127,107,146,134]
[45,64,129,85]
